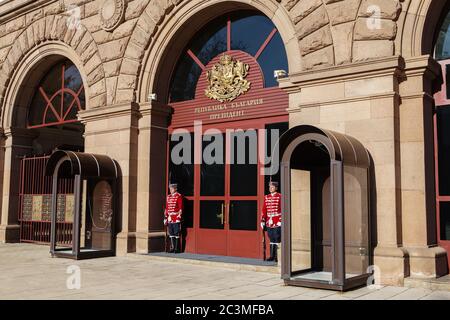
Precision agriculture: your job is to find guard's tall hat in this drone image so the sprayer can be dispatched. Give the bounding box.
[269,181,279,187]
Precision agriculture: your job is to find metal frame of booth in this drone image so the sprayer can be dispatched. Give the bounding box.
[45,151,119,260]
[279,125,372,291]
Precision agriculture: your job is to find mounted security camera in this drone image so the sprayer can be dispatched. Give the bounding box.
[148,93,158,101]
[274,70,288,79]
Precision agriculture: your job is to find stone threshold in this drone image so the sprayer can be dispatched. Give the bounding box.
[129,252,281,274]
[404,275,450,291]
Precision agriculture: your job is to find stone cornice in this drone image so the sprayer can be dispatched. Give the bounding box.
[79,102,141,123]
[0,0,58,23]
[139,102,173,117]
[287,92,400,112]
[279,56,405,90]
[403,55,441,79]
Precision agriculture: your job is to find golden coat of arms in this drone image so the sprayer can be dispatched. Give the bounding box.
[205,54,251,102]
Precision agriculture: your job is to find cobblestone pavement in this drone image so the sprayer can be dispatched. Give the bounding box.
[0,243,449,300]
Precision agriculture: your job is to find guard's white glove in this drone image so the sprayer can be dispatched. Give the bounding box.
[164,219,167,226]
[260,222,265,230]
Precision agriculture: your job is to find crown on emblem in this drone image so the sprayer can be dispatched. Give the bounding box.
[219,54,232,65]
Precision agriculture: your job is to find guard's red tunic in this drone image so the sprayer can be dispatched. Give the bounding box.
[261,192,282,228]
[164,192,183,223]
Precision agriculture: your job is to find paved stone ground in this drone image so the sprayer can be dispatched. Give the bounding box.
[1,243,450,300]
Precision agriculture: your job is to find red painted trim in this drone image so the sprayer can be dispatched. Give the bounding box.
[61,65,65,118]
[187,49,206,71]
[62,85,84,120]
[29,63,85,129]
[254,28,278,60]
[434,59,450,106]
[39,87,62,122]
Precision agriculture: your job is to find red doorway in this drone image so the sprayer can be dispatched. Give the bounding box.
[434,59,450,267]
[165,11,289,259]
[169,118,287,259]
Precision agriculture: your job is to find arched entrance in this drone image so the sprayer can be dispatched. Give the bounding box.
[164,10,290,259]
[5,56,85,244]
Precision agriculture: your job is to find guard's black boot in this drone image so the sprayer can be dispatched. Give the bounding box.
[273,244,278,263]
[169,237,175,253]
[174,237,179,254]
[266,244,275,261]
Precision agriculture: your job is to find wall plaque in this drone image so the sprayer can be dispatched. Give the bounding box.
[100,0,126,32]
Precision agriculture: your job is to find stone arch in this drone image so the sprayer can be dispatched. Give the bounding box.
[132,0,302,105]
[0,14,107,125]
[1,41,91,129]
[398,0,447,58]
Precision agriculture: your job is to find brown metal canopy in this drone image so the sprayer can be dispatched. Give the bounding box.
[45,150,119,178]
[279,125,370,168]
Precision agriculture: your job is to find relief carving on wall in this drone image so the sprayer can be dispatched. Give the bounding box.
[100,0,126,32]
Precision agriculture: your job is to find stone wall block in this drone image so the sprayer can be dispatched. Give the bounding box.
[326,0,360,25]
[299,26,333,56]
[295,5,329,40]
[359,0,402,20]
[354,18,397,40]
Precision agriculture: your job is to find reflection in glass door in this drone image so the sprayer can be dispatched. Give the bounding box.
[227,130,259,257]
[196,133,227,255]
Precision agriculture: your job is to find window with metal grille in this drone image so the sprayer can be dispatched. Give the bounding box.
[27,60,85,129]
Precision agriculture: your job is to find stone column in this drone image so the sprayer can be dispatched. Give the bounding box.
[79,103,140,256]
[399,55,448,278]
[0,128,36,243]
[135,102,171,254]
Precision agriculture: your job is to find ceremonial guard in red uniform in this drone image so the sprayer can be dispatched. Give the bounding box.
[261,181,282,262]
[164,183,183,253]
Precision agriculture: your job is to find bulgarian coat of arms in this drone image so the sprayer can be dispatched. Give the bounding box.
[205,54,251,102]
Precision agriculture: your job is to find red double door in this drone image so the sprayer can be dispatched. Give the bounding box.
[434,59,450,266]
[170,118,286,259]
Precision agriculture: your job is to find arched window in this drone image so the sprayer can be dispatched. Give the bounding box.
[28,60,85,129]
[435,9,450,61]
[169,11,288,103]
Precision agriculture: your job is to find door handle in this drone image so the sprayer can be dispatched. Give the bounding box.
[221,203,224,225]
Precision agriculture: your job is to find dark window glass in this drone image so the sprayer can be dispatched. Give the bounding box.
[169,133,194,196]
[201,134,225,196]
[439,202,450,240]
[200,201,224,229]
[183,199,194,228]
[257,32,289,88]
[28,60,85,128]
[264,122,289,195]
[231,14,274,56]
[229,200,257,231]
[190,16,228,65]
[437,108,450,196]
[169,54,202,102]
[230,130,257,196]
[435,10,450,61]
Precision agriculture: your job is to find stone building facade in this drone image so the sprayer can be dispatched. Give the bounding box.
[0,0,449,286]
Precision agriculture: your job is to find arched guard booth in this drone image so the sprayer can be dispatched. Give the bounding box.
[279,125,372,291]
[45,151,119,260]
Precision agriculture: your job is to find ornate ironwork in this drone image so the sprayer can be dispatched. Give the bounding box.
[205,54,251,102]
